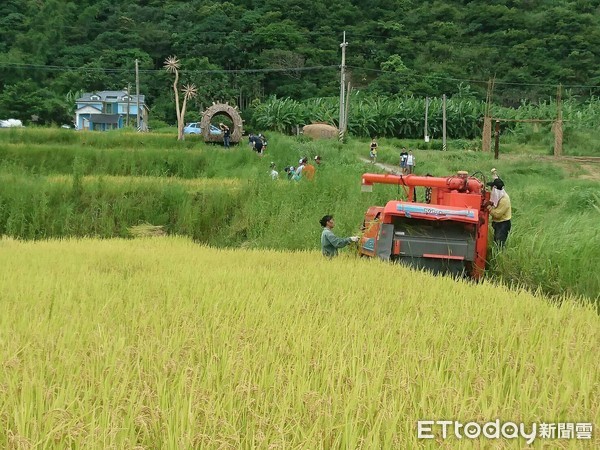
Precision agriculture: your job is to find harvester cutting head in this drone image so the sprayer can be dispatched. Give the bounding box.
[359,172,490,279]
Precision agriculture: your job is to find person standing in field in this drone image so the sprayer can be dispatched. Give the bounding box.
[320,215,359,257]
[406,150,415,174]
[302,157,315,180]
[399,148,409,174]
[258,133,268,150]
[486,178,512,246]
[249,134,264,156]
[293,158,306,181]
[219,123,230,148]
[284,166,296,180]
[314,155,322,165]
[369,138,378,163]
[269,162,279,180]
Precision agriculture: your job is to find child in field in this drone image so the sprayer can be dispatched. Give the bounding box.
[369,139,378,163]
[399,148,408,174]
[269,162,279,180]
[406,150,415,174]
[284,166,296,180]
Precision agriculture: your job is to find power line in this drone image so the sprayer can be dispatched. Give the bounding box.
[1,61,599,89]
[346,66,600,89]
[0,62,339,75]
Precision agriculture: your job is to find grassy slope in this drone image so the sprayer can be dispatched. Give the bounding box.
[0,237,598,449]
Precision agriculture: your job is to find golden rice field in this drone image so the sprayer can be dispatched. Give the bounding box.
[0,237,598,449]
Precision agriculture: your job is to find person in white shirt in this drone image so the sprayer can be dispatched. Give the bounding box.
[294,158,306,180]
[406,150,415,174]
[269,162,279,180]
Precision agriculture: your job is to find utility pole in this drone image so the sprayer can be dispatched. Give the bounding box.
[424,97,429,142]
[442,94,447,151]
[482,77,495,152]
[135,59,140,130]
[344,81,351,136]
[126,84,131,127]
[339,31,348,142]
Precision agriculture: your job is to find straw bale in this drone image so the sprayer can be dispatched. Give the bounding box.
[302,123,339,140]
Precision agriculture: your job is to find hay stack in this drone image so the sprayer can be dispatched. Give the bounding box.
[302,123,338,140]
[128,224,167,238]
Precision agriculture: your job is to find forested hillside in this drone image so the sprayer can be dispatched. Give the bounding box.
[0,0,599,125]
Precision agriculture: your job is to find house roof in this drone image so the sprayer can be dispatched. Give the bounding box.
[75,105,102,113]
[89,114,120,124]
[77,90,146,105]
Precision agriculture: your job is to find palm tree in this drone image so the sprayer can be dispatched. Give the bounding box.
[164,56,197,141]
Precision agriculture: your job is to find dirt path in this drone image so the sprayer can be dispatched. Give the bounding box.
[493,154,600,181]
[360,155,600,181]
[550,156,600,181]
[358,157,402,174]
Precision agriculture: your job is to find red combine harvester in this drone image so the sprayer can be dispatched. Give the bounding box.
[359,171,490,279]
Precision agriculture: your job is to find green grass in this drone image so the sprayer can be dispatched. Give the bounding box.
[499,124,600,156]
[0,128,598,302]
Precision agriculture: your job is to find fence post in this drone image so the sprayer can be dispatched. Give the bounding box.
[554,84,563,157]
[442,94,447,151]
[494,120,500,160]
[482,116,492,152]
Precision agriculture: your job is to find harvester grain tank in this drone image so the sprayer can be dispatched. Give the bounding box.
[359,171,490,279]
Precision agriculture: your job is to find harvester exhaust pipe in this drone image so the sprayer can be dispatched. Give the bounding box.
[361,173,484,193]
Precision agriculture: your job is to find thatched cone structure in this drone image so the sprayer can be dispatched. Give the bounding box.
[200,103,244,144]
[302,123,339,140]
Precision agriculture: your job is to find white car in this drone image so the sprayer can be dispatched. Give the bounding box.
[183,122,223,135]
[0,119,24,128]
[184,122,202,134]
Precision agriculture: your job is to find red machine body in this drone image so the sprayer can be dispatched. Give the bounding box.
[359,172,490,279]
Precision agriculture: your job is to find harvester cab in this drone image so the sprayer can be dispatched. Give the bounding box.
[359,171,490,279]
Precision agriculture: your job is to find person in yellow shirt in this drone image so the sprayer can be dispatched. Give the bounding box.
[486,178,512,246]
[369,138,378,163]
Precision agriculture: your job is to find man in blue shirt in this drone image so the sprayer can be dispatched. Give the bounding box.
[320,215,358,257]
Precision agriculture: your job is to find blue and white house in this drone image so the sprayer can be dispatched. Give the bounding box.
[75,90,149,131]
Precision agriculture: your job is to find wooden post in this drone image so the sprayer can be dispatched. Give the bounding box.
[494,119,500,160]
[442,94,447,151]
[553,84,563,157]
[482,116,492,152]
[424,97,429,142]
[482,78,494,152]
